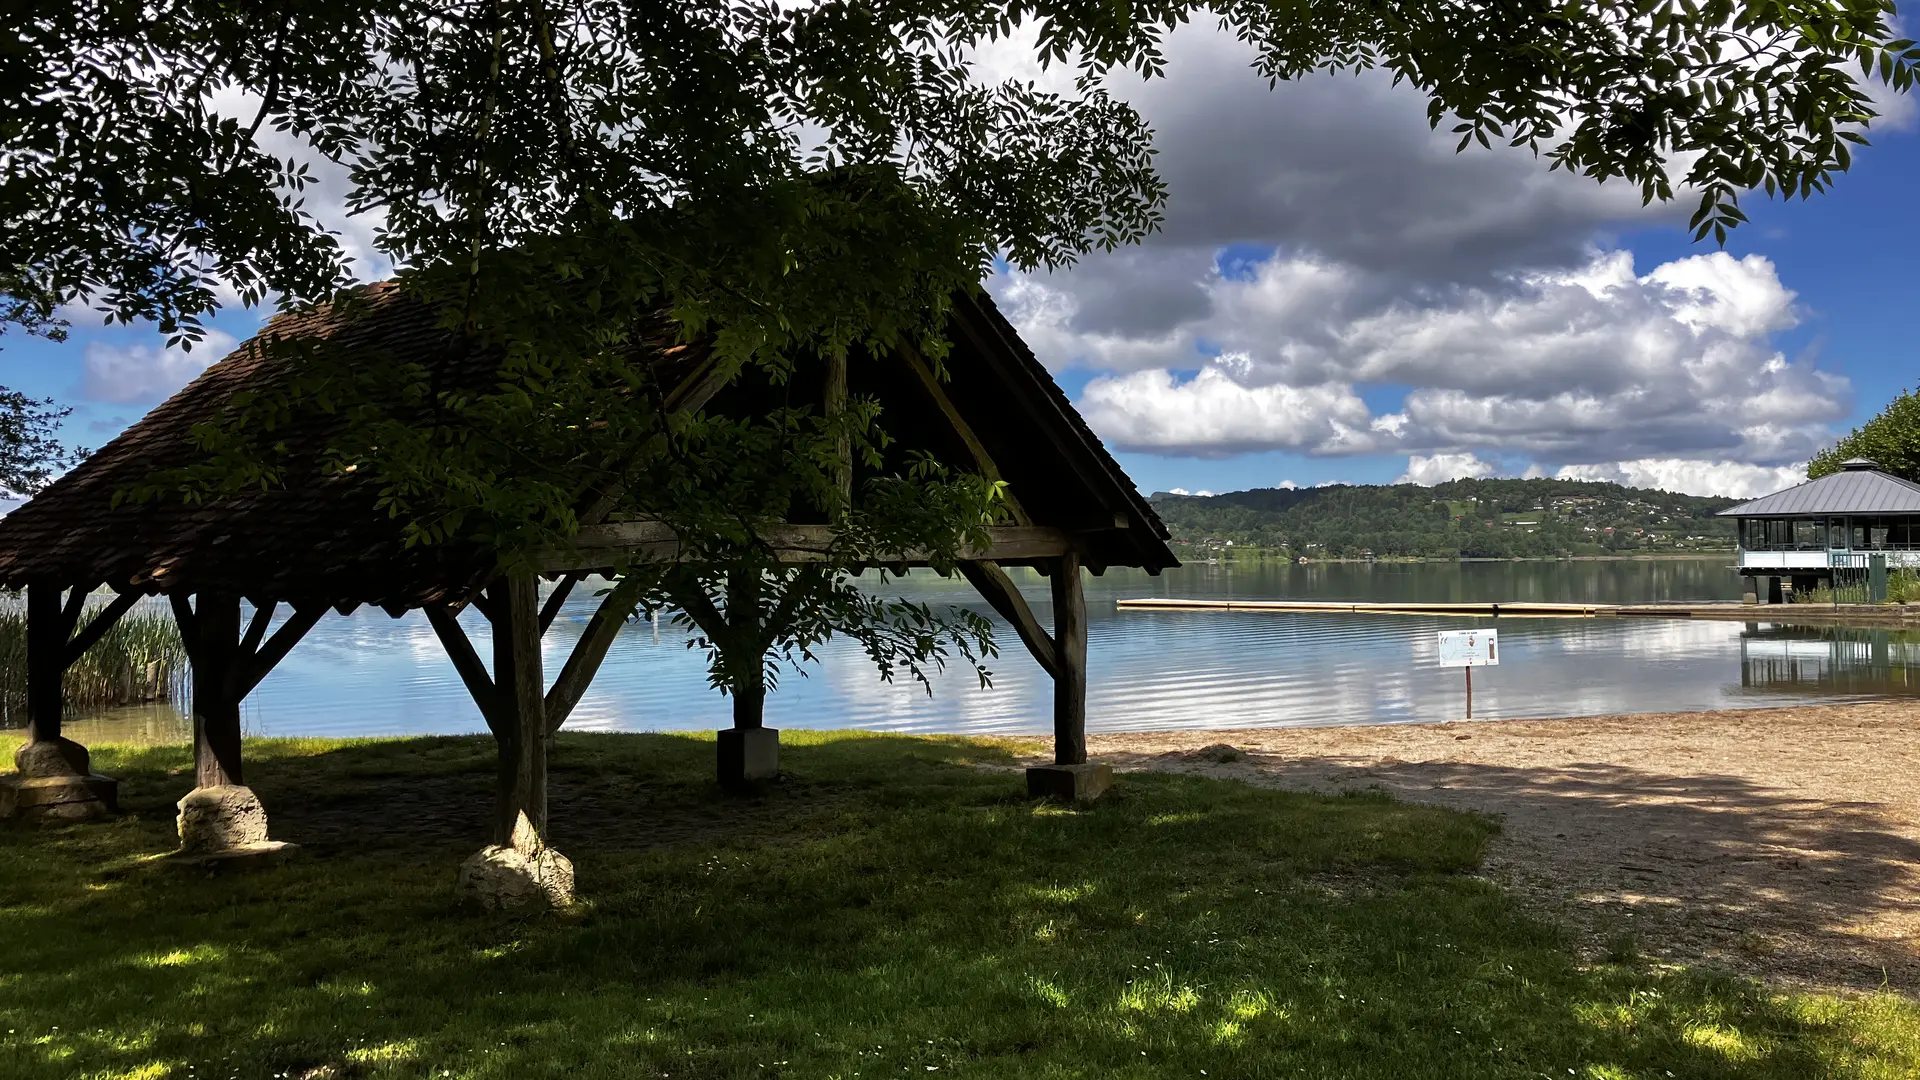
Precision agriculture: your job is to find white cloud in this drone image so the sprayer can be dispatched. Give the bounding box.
[1018,249,1846,469]
[1553,459,1808,500]
[1076,363,1373,457]
[1398,453,1497,485]
[81,328,237,405]
[976,20,1868,490]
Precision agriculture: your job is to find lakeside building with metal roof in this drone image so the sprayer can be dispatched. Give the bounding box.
[1718,458,1920,599]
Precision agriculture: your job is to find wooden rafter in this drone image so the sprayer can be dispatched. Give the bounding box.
[899,344,1031,526]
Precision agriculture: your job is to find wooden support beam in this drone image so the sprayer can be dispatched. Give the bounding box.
[175,593,246,788]
[1050,553,1088,767]
[825,350,852,511]
[539,572,583,635]
[899,345,1031,525]
[424,604,504,736]
[665,353,732,414]
[544,575,647,732]
[958,561,1057,678]
[60,589,141,668]
[494,573,549,845]
[59,584,91,632]
[25,583,74,744]
[544,522,1096,572]
[238,605,326,697]
[164,593,325,788]
[239,601,276,658]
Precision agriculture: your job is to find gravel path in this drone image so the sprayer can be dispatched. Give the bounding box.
[1088,701,1920,995]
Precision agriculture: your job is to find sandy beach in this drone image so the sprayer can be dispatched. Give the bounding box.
[1089,701,1920,995]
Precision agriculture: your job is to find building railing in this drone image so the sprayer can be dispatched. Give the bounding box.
[1738,550,1920,569]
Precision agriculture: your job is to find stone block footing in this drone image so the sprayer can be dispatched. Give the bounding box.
[171,785,294,867]
[458,812,574,911]
[0,772,119,820]
[15,736,93,778]
[168,841,300,871]
[459,843,575,911]
[1027,762,1113,802]
[718,726,780,787]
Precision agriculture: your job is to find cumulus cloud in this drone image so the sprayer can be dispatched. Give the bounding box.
[978,21,1863,491]
[1015,248,1846,469]
[1554,459,1809,500]
[81,328,237,405]
[1076,363,1373,457]
[1398,453,1497,486]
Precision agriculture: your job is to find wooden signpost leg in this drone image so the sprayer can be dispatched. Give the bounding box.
[1465,667,1472,720]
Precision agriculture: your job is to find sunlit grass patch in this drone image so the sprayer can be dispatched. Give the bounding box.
[0,729,1911,1079]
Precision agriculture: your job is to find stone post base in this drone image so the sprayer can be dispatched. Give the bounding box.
[170,785,297,867]
[1027,762,1113,802]
[0,772,119,821]
[718,727,780,787]
[1,738,118,821]
[458,812,574,911]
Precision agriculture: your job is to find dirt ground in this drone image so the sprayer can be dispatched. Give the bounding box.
[1088,701,1920,996]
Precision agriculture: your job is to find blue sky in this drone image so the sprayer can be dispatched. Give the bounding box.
[5,24,1915,504]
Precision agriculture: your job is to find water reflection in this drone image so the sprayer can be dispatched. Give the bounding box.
[31,560,1920,748]
[1739,624,1920,696]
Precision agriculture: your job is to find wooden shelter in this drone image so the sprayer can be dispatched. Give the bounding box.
[1721,458,1920,602]
[0,283,1175,882]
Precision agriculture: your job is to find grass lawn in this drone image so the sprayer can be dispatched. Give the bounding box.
[0,730,1915,1080]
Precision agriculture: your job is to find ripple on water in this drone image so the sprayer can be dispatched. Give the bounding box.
[29,562,1919,746]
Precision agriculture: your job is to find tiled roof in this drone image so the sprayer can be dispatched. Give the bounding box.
[0,283,701,609]
[1718,468,1920,517]
[0,283,1175,607]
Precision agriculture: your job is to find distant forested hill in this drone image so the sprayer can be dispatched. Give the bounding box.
[1148,478,1740,559]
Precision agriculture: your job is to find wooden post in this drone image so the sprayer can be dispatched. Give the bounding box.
[824,350,851,510]
[1050,552,1087,766]
[189,593,245,788]
[491,573,548,845]
[3,582,125,819]
[25,582,65,746]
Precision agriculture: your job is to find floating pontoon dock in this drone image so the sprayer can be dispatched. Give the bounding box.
[1113,598,1920,623]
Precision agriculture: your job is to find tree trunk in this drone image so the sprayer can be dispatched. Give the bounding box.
[489,573,548,846]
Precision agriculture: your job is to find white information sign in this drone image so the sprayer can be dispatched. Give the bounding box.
[1436,628,1499,668]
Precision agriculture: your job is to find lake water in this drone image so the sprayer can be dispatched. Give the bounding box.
[54,558,1920,745]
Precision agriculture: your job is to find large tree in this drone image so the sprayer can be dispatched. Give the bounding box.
[0,389,80,502]
[6,0,1909,852]
[5,0,1914,688]
[1809,388,1920,482]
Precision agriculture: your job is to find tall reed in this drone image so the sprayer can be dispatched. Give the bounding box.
[0,592,190,725]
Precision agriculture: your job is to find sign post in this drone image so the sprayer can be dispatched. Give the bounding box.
[1435,629,1499,719]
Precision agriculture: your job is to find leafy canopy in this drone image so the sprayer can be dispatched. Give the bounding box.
[1809,388,1920,482]
[6,0,1912,349]
[2,0,1912,699]
[0,388,82,502]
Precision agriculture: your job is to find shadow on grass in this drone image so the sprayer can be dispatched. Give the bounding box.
[1113,746,1920,993]
[0,731,1914,1079]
